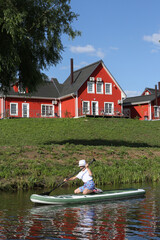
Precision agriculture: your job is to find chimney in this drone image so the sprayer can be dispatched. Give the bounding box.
[155,84,158,105]
[70,58,74,84]
[158,82,160,91]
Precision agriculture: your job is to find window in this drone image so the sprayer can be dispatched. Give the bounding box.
[96,82,103,94]
[154,106,159,118]
[104,102,114,115]
[41,104,54,117]
[18,83,25,94]
[82,101,90,114]
[105,83,112,94]
[87,82,95,93]
[10,103,18,115]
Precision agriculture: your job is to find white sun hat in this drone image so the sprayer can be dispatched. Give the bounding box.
[79,159,86,167]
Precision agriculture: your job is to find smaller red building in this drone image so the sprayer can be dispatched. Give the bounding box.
[123,83,160,120]
[0,59,126,119]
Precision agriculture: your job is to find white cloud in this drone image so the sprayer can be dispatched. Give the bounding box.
[60,66,68,70]
[109,46,119,51]
[60,61,88,71]
[143,32,160,45]
[70,44,105,58]
[70,45,95,54]
[74,61,88,69]
[96,49,105,58]
[125,90,141,97]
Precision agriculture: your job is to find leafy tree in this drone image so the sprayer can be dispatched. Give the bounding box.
[0,0,80,92]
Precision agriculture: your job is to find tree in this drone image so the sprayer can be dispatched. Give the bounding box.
[0,0,80,92]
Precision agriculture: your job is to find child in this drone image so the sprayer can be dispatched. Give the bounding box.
[64,160,95,195]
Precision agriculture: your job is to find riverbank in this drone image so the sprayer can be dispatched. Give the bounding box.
[0,117,160,191]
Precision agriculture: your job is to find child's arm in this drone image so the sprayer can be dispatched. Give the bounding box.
[85,163,92,176]
[64,176,77,182]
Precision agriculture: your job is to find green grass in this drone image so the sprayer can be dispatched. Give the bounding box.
[0,117,160,147]
[0,117,160,190]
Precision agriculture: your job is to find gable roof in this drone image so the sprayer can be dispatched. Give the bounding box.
[59,60,126,99]
[31,79,62,98]
[59,60,102,97]
[123,93,160,106]
[0,59,126,99]
[1,79,61,99]
[142,88,156,95]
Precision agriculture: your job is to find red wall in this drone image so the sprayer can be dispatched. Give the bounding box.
[5,97,59,118]
[78,64,122,116]
[124,104,149,120]
[61,97,75,118]
[124,97,160,120]
[3,63,124,119]
[142,90,151,96]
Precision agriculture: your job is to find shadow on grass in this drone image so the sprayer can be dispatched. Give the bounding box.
[44,139,157,148]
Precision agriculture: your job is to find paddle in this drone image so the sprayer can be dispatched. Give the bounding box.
[40,158,96,196]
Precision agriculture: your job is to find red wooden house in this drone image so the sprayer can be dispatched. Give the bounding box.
[123,83,160,120]
[0,59,126,119]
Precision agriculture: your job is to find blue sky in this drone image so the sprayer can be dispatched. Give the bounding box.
[44,0,160,97]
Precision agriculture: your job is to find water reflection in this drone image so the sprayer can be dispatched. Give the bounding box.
[0,184,160,239]
[28,198,146,239]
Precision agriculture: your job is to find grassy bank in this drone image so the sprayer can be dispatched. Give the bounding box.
[0,117,160,191]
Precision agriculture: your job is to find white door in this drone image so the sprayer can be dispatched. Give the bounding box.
[22,103,29,118]
[92,101,98,115]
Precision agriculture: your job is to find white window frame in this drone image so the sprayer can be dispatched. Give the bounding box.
[154,106,159,118]
[105,83,112,95]
[22,103,29,118]
[104,102,114,115]
[96,82,103,94]
[92,101,99,115]
[87,82,95,94]
[82,101,90,114]
[10,103,18,116]
[18,83,26,94]
[41,104,54,117]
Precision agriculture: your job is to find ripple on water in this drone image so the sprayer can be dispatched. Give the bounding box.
[1,184,160,239]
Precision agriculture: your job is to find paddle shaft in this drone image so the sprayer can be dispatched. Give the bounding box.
[41,158,96,195]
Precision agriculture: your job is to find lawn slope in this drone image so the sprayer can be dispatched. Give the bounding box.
[0,117,160,190]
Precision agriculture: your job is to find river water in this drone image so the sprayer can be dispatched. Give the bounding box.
[0,183,160,239]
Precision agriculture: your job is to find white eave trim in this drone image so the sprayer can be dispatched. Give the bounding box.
[124,100,151,106]
[102,62,127,99]
[5,94,57,100]
[58,93,76,100]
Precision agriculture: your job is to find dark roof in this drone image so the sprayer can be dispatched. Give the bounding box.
[146,88,156,94]
[60,60,102,97]
[1,61,102,98]
[31,79,62,98]
[1,79,61,99]
[142,88,156,95]
[1,59,126,99]
[123,93,160,106]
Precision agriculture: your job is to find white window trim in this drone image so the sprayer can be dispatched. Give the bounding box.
[104,102,114,115]
[96,82,103,94]
[41,104,54,117]
[154,106,159,118]
[10,103,18,116]
[105,83,112,95]
[22,103,29,118]
[18,86,25,94]
[82,101,90,114]
[87,82,95,94]
[92,101,99,115]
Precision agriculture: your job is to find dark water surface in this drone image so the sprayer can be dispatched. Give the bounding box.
[0,183,160,239]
